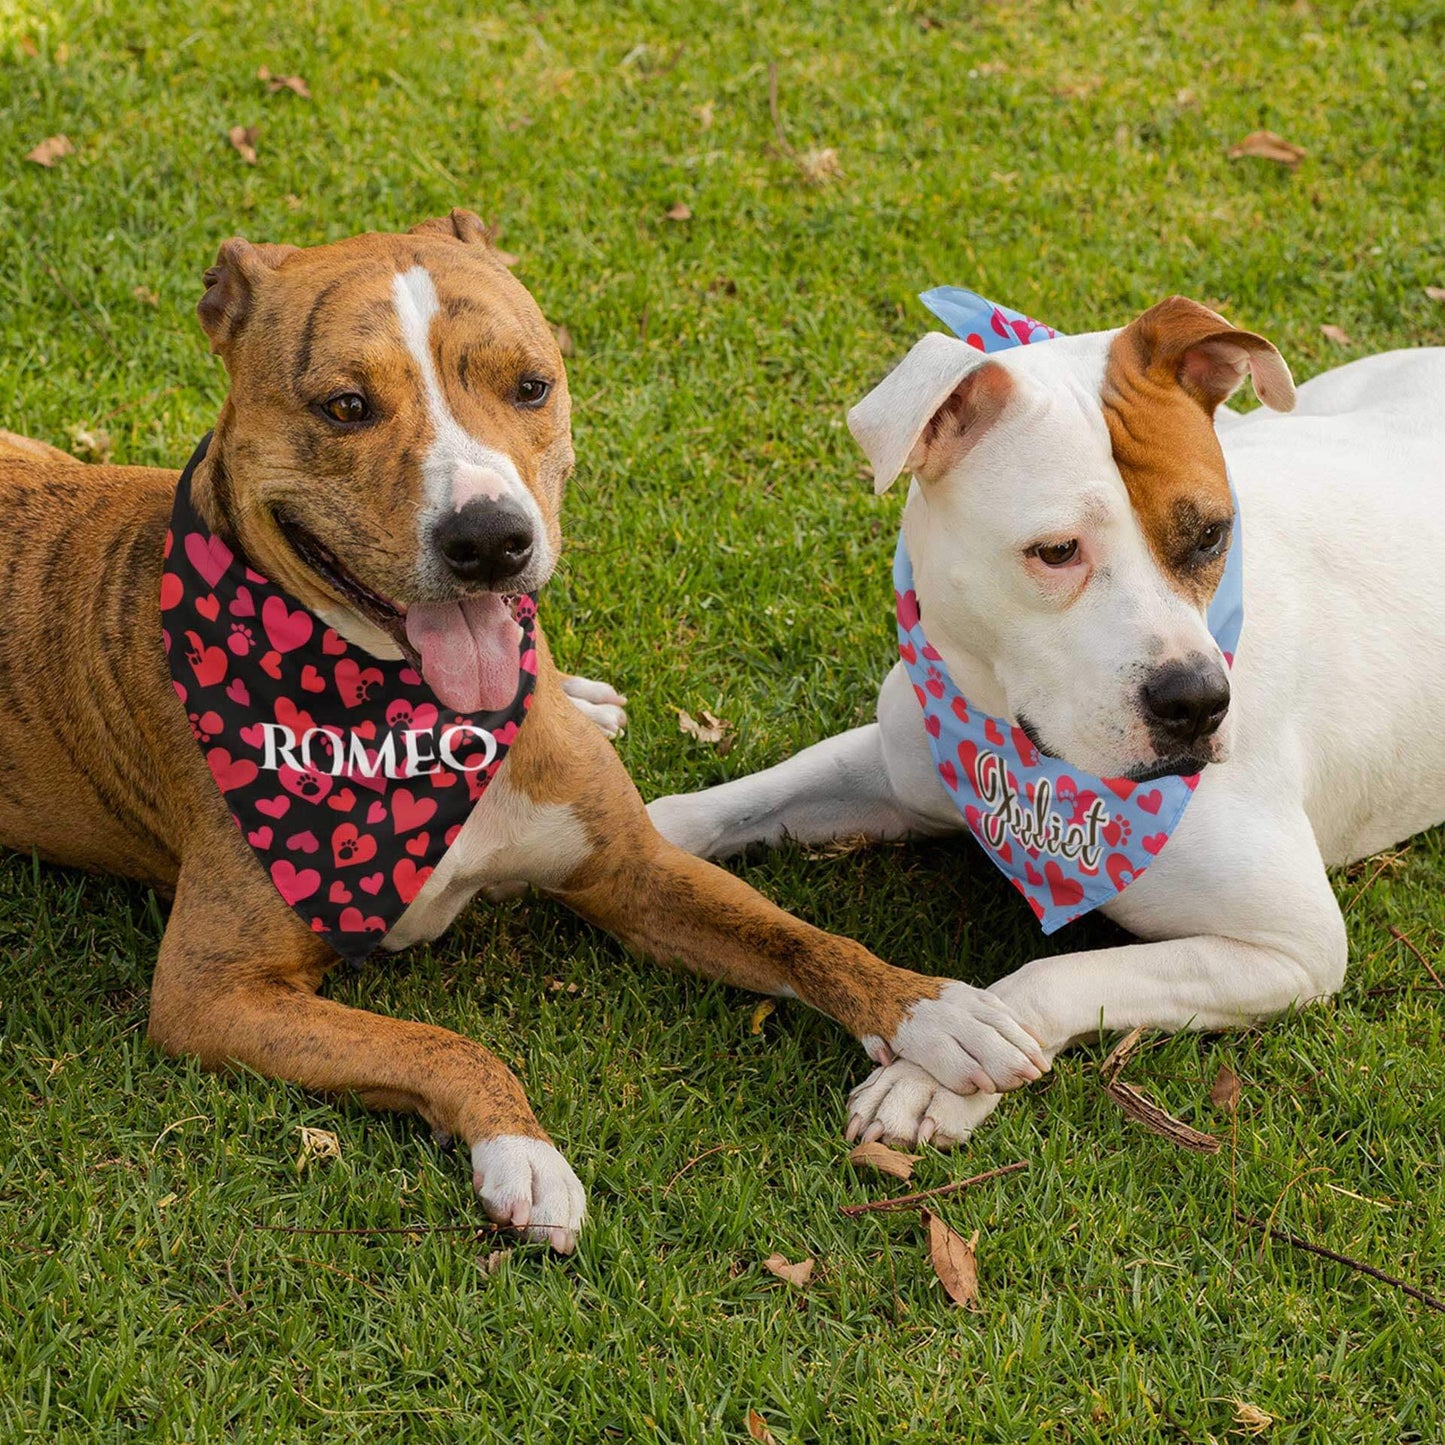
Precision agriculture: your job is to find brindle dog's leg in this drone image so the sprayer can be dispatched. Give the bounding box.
[510,675,1045,1098]
[148,835,584,1250]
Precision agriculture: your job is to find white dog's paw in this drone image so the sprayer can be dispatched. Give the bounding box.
[645,793,722,858]
[877,980,1049,1097]
[845,1060,1003,1149]
[471,1135,587,1254]
[562,674,628,737]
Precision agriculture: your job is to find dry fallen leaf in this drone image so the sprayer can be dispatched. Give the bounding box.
[476,1248,507,1276]
[665,201,693,221]
[800,146,842,184]
[26,133,74,167]
[697,100,715,130]
[1228,130,1306,166]
[67,425,112,464]
[1209,1062,1242,1113]
[551,322,574,356]
[923,1209,980,1309]
[848,1140,921,1181]
[762,1252,813,1288]
[746,1409,777,1444]
[1231,1399,1274,1435]
[1320,323,1353,346]
[1426,286,1445,303]
[749,998,775,1035]
[228,124,259,165]
[284,193,303,211]
[133,285,160,307]
[296,1125,341,1169]
[257,66,311,98]
[676,707,734,753]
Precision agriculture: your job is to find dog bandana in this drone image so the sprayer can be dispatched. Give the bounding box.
[895,289,1244,932]
[161,434,538,961]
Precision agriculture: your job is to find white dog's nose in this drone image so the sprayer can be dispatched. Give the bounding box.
[1142,659,1230,745]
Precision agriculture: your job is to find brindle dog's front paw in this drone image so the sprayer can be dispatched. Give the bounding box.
[845,1060,1006,1150]
[471,1136,587,1254]
[872,980,1049,1097]
[561,674,628,738]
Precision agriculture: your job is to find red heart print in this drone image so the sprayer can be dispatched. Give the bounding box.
[359,871,385,895]
[328,881,352,904]
[275,696,316,736]
[1011,879,1046,921]
[256,795,290,819]
[331,822,378,868]
[185,531,233,588]
[286,830,319,854]
[206,748,257,792]
[951,696,970,723]
[335,658,384,707]
[920,642,942,662]
[925,676,945,699]
[429,769,457,789]
[898,641,917,665]
[1103,777,1136,800]
[230,586,255,618]
[956,739,981,794]
[1137,789,1163,815]
[399,668,422,686]
[1183,773,1201,791]
[338,906,387,933]
[227,676,250,706]
[262,594,314,653]
[270,859,320,905]
[239,723,265,750]
[322,628,347,656]
[326,787,357,813]
[1106,853,1139,891]
[185,631,228,688]
[1025,860,1043,887]
[260,650,283,681]
[300,665,326,694]
[159,572,183,611]
[196,593,220,622]
[444,823,463,846]
[924,714,941,739]
[1142,833,1168,855]
[897,590,920,631]
[405,832,429,857]
[1010,725,1038,767]
[392,788,437,834]
[353,719,377,741]
[393,858,434,904]
[366,800,387,825]
[247,826,273,849]
[984,718,1004,747]
[1045,861,1084,908]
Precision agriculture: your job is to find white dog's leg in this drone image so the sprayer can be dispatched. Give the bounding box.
[647,723,923,859]
[851,802,1348,1148]
[561,674,628,738]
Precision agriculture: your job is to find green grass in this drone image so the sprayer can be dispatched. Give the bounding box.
[2,0,1444,1439]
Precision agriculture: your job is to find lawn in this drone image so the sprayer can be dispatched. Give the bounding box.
[2,0,1443,1439]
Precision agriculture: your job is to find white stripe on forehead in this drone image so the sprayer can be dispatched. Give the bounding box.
[390,265,533,515]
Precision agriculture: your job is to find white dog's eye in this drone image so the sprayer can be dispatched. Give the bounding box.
[1030,539,1079,567]
[1195,521,1229,557]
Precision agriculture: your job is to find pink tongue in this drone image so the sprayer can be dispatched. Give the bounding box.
[404,596,521,714]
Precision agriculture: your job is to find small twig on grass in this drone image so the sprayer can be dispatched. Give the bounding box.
[1343,851,1404,913]
[1098,1026,1220,1153]
[1235,1213,1445,1314]
[252,1220,513,1238]
[766,62,798,166]
[662,1142,741,1195]
[838,1160,1029,1216]
[1388,925,1444,989]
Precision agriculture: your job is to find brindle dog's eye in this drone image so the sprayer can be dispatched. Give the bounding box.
[1032,539,1079,567]
[515,377,551,408]
[1196,521,1229,557]
[320,392,371,426]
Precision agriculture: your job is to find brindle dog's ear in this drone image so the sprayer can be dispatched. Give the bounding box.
[408,208,492,245]
[197,238,298,354]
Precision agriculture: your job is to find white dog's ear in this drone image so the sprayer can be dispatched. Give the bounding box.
[1121,296,1296,414]
[847,333,1014,494]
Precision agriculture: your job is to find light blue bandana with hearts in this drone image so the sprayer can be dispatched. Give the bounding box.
[894,289,1244,932]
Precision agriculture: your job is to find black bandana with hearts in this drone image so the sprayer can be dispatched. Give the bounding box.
[160,435,537,961]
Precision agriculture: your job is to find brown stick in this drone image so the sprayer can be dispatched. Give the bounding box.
[1388,925,1445,989]
[252,1220,513,1238]
[1236,1213,1445,1314]
[839,1160,1029,1216]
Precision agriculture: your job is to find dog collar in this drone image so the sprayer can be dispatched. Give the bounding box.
[160,434,538,961]
[894,291,1244,932]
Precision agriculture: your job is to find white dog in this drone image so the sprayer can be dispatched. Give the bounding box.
[649,295,1445,1148]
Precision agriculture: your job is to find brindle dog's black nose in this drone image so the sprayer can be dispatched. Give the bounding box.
[433,499,533,586]
[1141,659,1230,745]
